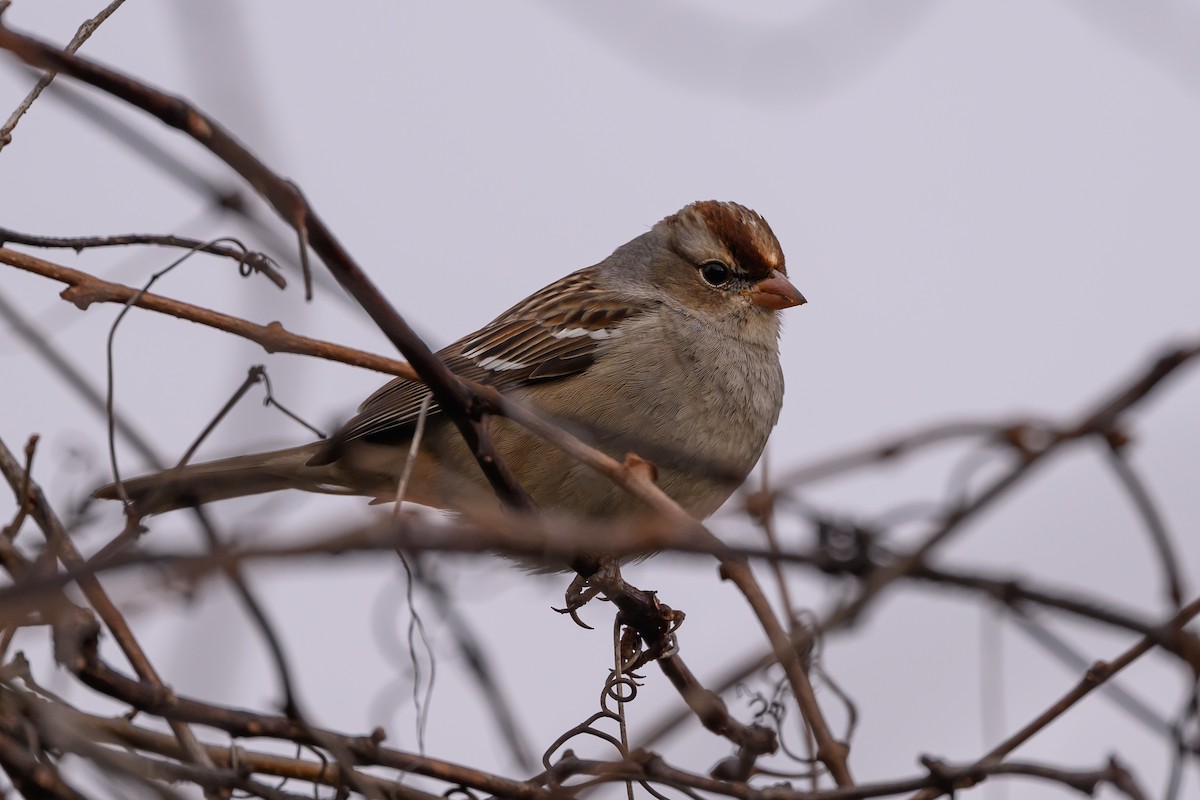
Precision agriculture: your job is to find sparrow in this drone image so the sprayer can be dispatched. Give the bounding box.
[95,201,805,519]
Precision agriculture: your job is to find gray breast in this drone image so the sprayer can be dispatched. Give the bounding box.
[575,308,784,491]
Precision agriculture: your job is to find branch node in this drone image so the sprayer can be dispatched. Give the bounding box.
[622,452,658,484]
[60,284,97,310]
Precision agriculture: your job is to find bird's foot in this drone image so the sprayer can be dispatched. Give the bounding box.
[553,559,623,630]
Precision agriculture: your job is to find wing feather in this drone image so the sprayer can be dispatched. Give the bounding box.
[308,269,648,464]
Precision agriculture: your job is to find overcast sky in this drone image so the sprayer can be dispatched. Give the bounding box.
[2,3,1199,798]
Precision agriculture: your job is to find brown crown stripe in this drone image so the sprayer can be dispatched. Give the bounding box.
[691,201,784,281]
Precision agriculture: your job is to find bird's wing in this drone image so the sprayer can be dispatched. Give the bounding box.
[311,270,648,459]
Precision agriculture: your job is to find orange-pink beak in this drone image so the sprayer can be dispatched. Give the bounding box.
[750,269,806,310]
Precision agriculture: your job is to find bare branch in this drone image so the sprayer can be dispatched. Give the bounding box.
[908,596,1200,800]
[0,436,217,777]
[0,246,417,379]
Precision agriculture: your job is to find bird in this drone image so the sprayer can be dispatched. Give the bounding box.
[94,201,805,520]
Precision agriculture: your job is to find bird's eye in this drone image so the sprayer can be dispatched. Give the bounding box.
[699,260,732,287]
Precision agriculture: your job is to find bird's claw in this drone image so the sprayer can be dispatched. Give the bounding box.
[553,572,603,629]
[553,562,624,629]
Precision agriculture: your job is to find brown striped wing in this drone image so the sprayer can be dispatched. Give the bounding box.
[318,270,647,452]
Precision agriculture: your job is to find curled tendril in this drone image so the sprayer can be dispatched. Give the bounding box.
[603,671,641,710]
[238,249,279,281]
[443,787,478,800]
[542,668,647,771]
[542,712,626,771]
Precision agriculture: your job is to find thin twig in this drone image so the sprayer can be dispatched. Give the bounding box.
[1009,609,1183,743]
[412,562,538,771]
[0,288,163,466]
[908,596,1200,800]
[0,0,127,149]
[1101,439,1186,609]
[0,226,286,288]
[0,246,417,378]
[681,341,1200,734]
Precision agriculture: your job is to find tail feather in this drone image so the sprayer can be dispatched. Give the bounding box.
[92,443,342,515]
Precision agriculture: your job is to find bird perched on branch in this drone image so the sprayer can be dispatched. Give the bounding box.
[95,201,805,519]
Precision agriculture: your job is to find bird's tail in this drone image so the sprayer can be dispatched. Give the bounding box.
[92,443,347,515]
